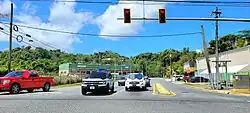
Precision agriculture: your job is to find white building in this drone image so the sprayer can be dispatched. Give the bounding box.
[196,45,250,75]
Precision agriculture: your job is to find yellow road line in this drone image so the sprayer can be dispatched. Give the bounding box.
[152,83,176,96]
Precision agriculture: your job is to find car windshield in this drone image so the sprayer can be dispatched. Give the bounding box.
[128,74,143,79]
[4,71,24,77]
[87,72,106,78]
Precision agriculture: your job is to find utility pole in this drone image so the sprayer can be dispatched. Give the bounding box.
[201,25,213,89]
[8,3,13,73]
[212,7,221,90]
[169,53,172,83]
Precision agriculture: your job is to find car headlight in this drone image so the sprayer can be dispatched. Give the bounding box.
[100,81,106,84]
[3,80,10,84]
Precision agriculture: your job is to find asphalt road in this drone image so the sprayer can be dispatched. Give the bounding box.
[0,78,250,113]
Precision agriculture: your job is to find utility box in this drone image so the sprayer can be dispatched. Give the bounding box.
[233,74,250,89]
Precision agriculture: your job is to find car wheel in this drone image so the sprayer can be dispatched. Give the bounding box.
[105,84,110,94]
[111,84,114,93]
[81,88,87,95]
[27,89,34,93]
[125,87,128,91]
[118,83,120,86]
[43,83,51,92]
[10,83,20,94]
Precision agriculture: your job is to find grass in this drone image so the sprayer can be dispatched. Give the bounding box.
[53,83,81,88]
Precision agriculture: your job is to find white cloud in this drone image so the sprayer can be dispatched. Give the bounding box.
[0,0,93,52]
[195,49,202,53]
[95,1,166,40]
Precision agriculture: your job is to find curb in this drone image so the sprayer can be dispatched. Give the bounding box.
[152,83,176,96]
[53,83,81,89]
[185,84,250,97]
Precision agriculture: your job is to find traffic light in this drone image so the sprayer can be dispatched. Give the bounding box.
[158,8,166,23]
[124,8,131,23]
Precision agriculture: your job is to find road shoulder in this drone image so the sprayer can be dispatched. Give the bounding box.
[184,83,250,97]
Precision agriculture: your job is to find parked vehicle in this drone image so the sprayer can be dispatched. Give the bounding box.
[118,76,126,86]
[125,73,146,91]
[184,75,191,82]
[190,76,209,83]
[175,75,184,81]
[0,70,55,94]
[145,76,151,87]
[81,71,114,95]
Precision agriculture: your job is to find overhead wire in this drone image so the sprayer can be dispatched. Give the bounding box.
[0,21,201,38]
[0,30,38,48]
[22,0,250,7]
[0,23,59,49]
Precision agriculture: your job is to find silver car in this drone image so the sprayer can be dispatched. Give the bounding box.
[118,76,126,86]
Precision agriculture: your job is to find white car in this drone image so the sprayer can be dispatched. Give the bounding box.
[125,73,146,91]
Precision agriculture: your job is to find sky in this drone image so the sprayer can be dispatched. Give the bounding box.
[0,0,250,57]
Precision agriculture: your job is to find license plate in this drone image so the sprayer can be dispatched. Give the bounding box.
[90,86,95,89]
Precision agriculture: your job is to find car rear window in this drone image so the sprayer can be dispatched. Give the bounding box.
[5,71,24,77]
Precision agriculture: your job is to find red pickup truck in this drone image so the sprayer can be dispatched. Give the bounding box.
[0,70,55,94]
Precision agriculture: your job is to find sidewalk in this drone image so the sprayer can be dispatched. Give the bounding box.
[184,83,250,97]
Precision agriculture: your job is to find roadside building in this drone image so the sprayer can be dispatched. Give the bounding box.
[59,63,135,77]
[184,61,197,75]
[196,45,250,81]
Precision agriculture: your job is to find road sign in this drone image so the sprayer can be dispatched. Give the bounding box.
[158,8,166,23]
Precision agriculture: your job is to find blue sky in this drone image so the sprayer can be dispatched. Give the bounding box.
[0,0,250,57]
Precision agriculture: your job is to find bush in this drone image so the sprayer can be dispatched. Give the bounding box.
[53,75,82,86]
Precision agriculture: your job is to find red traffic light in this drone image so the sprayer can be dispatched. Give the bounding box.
[158,8,166,23]
[124,8,131,23]
[159,9,165,14]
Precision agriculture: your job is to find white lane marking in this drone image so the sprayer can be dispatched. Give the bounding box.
[247,100,250,103]
[111,87,124,96]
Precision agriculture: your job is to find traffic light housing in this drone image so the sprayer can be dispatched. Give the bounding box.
[124,8,131,23]
[158,8,166,23]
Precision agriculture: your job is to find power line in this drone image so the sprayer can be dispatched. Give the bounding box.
[1,23,59,49]
[0,21,201,38]
[23,0,250,7]
[121,0,250,4]
[0,30,37,48]
[27,0,250,4]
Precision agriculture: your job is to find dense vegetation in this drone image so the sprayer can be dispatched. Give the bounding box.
[0,30,249,78]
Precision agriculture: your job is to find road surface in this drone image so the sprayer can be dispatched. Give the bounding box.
[0,78,249,113]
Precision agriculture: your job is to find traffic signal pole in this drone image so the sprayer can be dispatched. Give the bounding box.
[118,17,250,22]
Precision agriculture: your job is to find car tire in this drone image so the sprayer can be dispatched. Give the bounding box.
[105,84,110,94]
[118,83,120,86]
[27,89,34,93]
[125,87,128,91]
[43,83,51,92]
[81,88,87,95]
[111,83,114,93]
[10,83,20,94]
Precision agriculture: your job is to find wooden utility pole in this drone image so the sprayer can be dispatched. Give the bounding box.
[8,3,13,73]
[201,25,214,89]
